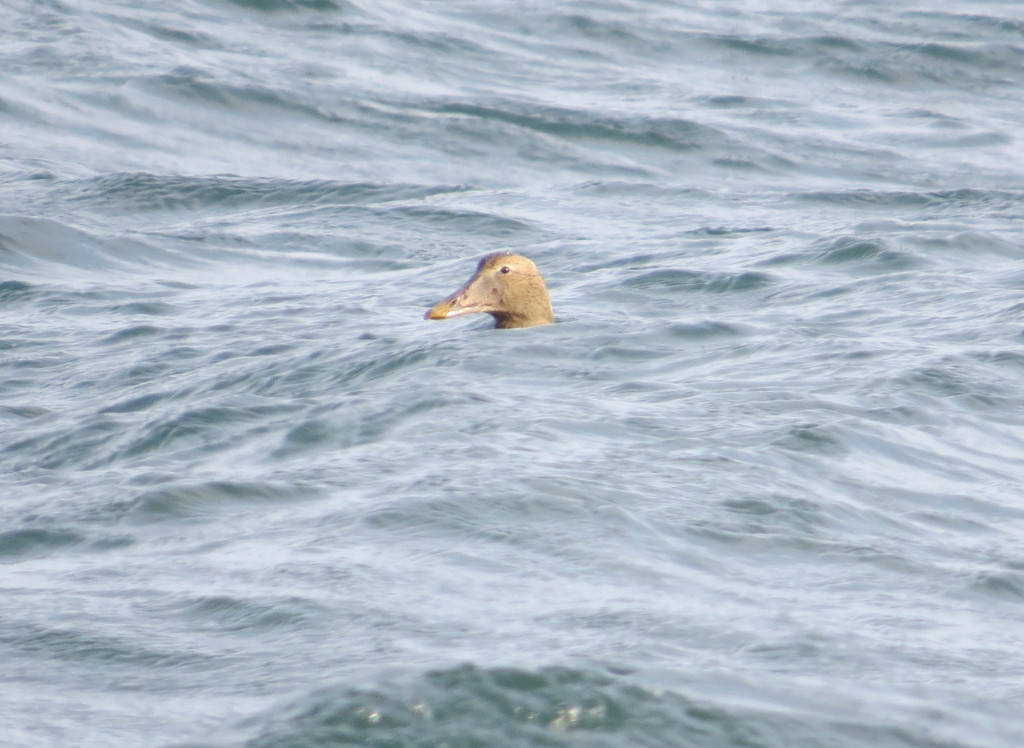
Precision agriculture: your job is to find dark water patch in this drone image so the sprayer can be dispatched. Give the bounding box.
[926,130,1011,149]
[0,619,210,671]
[277,404,410,453]
[812,236,922,272]
[789,188,1024,215]
[905,508,992,535]
[108,301,177,316]
[0,214,187,275]
[434,102,725,152]
[809,34,864,52]
[818,58,902,84]
[815,237,887,264]
[147,65,309,113]
[576,252,664,273]
[222,0,346,11]
[383,205,534,235]
[116,403,288,461]
[197,329,300,364]
[159,279,200,290]
[125,480,313,523]
[711,156,773,172]
[759,237,924,272]
[4,353,71,373]
[252,342,296,357]
[0,404,51,420]
[343,16,503,60]
[901,107,969,130]
[238,663,962,748]
[699,30,1021,86]
[662,320,746,340]
[118,16,221,48]
[0,280,35,303]
[571,181,711,202]
[968,572,1024,602]
[0,528,84,561]
[902,11,1024,37]
[243,665,631,747]
[87,534,135,552]
[719,494,837,541]
[937,188,1024,215]
[100,392,171,414]
[701,93,788,109]
[361,484,590,547]
[321,339,437,392]
[68,172,468,214]
[5,418,123,472]
[902,40,1024,71]
[860,404,929,427]
[585,343,677,364]
[223,347,336,398]
[277,418,335,455]
[905,230,1021,258]
[811,34,1024,87]
[143,594,327,633]
[827,43,1019,88]
[102,324,164,343]
[598,380,689,402]
[118,359,179,387]
[276,392,465,457]
[899,365,975,399]
[623,268,775,294]
[712,34,800,57]
[888,487,1024,528]
[551,12,648,55]
[790,190,935,209]
[687,522,875,559]
[979,350,1024,374]
[684,225,778,237]
[773,423,848,456]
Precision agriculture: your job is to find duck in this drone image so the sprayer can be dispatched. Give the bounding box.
[424,252,554,329]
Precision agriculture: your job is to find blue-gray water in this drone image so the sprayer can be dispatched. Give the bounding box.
[3,1,1024,746]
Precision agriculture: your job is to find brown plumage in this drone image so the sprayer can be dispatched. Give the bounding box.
[424,252,554,329]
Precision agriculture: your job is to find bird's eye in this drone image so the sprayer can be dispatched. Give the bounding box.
[499,266,510,274]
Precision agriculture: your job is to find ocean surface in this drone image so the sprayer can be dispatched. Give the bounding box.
[3,1,1024,746]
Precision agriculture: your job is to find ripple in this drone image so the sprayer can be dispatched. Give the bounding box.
[0,280,35,304]
[124,480,313,523]
[0,528,84,561]
[67,172,469,214]
[434,101,730,152]
[226,0,345,11]
[969,571,1024,601]
[0,214,190,275]
[240,661,966,748]
[623,269,775,294]
[141,594,327,632]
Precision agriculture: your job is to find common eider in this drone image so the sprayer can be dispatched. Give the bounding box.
[424,252,554,329]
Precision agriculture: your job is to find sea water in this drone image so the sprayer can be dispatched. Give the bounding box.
[3,1,1024,746]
